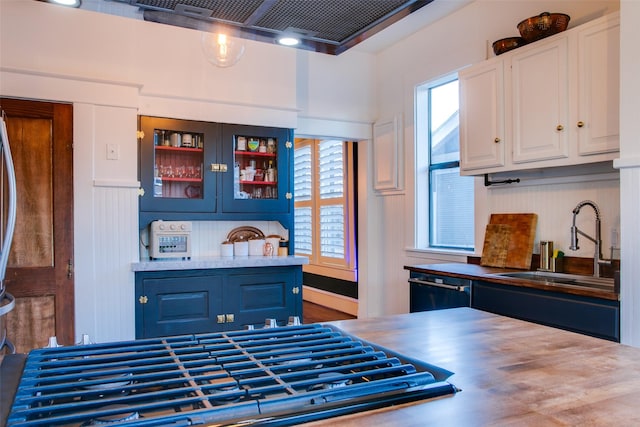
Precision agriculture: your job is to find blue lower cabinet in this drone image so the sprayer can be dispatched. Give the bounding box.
[472,280,620,342]
[226,268,301,330]
[135,267,303,338]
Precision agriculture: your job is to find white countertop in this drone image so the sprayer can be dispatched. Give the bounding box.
[131,255,309,272]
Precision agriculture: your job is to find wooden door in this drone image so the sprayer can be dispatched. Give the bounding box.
[0,98,74,352]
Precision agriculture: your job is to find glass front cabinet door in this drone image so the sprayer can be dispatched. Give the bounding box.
[140,117,293,226]
[139,116,220,218]
[221,124,293,214]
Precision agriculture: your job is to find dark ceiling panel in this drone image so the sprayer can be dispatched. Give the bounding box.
[254,0,411,43]
[114,0,434,54]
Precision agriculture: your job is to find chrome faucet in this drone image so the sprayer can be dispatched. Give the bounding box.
[569,200,611,277]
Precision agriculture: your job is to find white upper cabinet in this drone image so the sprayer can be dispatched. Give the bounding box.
[460,12,619,176]
[574,14,620,155]
[510,36,570,163]
[459,58,506,170]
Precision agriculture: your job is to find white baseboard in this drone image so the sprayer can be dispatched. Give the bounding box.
[302,286,358,317]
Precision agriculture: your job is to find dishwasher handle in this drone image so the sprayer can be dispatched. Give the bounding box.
[408,278,469,292]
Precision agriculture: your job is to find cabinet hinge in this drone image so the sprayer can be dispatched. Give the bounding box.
[285,192,293,200]
[67,259,73,279]
[292,286,300,295]
[285,141,292,149]
[137,130,145,140]
[139,295,148,304]
[138,187,145,197]
[225,313,235,323]
[217,314,226,323]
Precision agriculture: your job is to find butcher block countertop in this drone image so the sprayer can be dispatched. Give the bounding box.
[306,308,640,426]
[405,263,619,301]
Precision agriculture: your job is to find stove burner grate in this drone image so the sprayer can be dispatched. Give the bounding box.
[6,324,457,426]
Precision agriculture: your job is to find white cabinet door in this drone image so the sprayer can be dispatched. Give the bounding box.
[459,58,505,172]
[575,14,620,155]
[511,37,570,163]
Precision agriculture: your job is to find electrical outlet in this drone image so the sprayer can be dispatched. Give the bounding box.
[106,143,119,160]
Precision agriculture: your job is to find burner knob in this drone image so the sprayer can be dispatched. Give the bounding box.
[77,334,93,345]
[287,316,301,326]
[46,336,62,348]
[264,318,277,328]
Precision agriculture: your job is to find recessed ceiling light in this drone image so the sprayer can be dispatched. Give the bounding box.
[48,0,81,7]
[278,37,300,47]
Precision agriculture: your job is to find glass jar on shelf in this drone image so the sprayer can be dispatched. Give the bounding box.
[233,134,279,200]
[153,128,205,199]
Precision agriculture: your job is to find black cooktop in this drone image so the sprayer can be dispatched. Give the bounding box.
[4,324,457,426]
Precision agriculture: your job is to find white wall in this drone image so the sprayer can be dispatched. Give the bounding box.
[0,0,632,344]
[0,0,376,342]
[616,0,640,346]
[361,0,621,317]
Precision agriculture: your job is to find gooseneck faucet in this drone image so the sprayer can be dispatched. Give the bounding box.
[569,200,610,277]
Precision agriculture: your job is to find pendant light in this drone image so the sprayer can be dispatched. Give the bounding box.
[201,32,245,68]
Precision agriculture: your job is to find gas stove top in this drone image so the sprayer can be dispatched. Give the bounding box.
[5,324,457,426]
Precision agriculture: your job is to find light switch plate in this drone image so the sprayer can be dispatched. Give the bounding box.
[106,143,119,160]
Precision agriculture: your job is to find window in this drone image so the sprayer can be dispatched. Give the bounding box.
[416,76,474,250]
[293,138,356,281]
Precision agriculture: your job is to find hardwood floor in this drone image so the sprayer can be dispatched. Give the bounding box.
[303,301,356,324]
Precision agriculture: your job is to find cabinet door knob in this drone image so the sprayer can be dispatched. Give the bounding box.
[494,137,501,143]
[556,125,564,131]
[138,295,148,304]
[577,121,585,128]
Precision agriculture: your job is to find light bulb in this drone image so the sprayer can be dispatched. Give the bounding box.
[278,36,300,47]
[50,0,81,6]
[201,32,245,68]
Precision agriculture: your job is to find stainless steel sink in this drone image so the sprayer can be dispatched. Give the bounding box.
[494,271,616,291]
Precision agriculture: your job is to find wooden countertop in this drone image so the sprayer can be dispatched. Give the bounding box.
[405,263,618,301]
[304,308,640,426]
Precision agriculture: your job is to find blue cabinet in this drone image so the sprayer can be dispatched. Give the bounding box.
[472,280,620,342]
[135,266,303,338]
[138,117,294,233]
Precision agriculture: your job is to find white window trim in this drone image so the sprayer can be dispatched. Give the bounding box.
[294,138,357,282]
[414,72,475,252]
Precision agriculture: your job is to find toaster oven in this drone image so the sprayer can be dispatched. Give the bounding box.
[149,220,192,260]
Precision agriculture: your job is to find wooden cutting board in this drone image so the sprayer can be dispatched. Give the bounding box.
[480,224,512,267]
[481,213,538,269]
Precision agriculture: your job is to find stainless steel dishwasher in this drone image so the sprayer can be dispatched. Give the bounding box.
[408,271,471,312]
